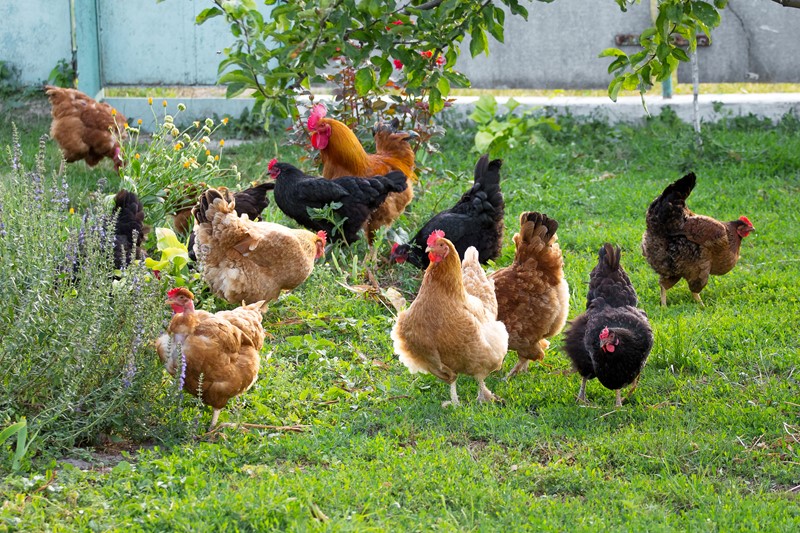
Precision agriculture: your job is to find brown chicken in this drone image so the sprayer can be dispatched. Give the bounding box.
[155,287,267,429]
[192,187,326,304]
[307,104,417,241]
[642,172,755,306]
[491,212,570,379]
[45,85,127,172]
[391,231,509,407]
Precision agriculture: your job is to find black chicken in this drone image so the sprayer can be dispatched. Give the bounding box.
[267,159,407,244]
[188,182,274,261]
[389,154,504,269]
[112,189,147,270]
[563,243,653,407]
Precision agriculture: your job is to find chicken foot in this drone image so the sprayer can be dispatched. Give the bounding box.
[476,380,502,404]
[441,381,460,408]
[691,292,705,306]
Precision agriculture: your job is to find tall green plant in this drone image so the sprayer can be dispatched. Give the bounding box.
[0,126,185,459]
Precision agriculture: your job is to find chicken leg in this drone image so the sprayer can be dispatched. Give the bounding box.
[615,390,623,408]
[209,408,222,430]
[441,380,460,408]
[691,292,705,306]
[577,377,589,404]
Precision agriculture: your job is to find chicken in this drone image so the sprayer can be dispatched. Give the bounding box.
[155,287,267,430]
[307,104,417,240]
[390,155,504,269]
[391,230,509,407]
[563,244,653,407]
[45,85,127,172]
[112,189,148,270]
[267,159,407,244]
[642,172,755,306]
[186,182,275,261]
[490,212,569,378]
[192,187,326,304]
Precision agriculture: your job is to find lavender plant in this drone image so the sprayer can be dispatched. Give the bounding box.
[0,125,191,463]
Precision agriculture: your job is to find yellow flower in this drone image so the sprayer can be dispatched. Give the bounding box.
[219,139,225,147]
[148,97,153,105]
[174,142,183,151]
[183,161,191,168]
[214,155,219,161]
[69,207,75,214]
[162,100,167,107]
[205,149,211,156]
[222,117,229,125]
[137,119,142,125]
[111,109,117,116]
[134,153,140,160]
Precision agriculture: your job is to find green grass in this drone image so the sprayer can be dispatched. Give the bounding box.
[1,98,799,531]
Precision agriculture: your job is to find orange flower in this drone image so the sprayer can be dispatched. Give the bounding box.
[137,118,142,125]
[162,100,167,107]
[183,161,191,168]
[148,97,153,105]
[219,139,225,147]
[222,117,229,125]
[174,142,183,151]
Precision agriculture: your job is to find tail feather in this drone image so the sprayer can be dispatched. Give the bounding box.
[514,211,559,263]
[598,242,620,272]
[661,172,696,203]
[461,246,498,318]
[378,170,409,193]
[194,188,235,226]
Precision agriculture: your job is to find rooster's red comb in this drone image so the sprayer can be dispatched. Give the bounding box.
[426,229,445,248]
[317,230,327,243]
[599,327,610,339]
[308,104,327,130]
[268,158,277,171]
[739,216,753,227]
[167,287,194,299]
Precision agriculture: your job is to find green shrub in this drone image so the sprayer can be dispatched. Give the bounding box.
[0,127,189,465]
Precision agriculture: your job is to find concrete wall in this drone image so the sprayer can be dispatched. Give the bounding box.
[0,1,72,85]
[457,0,800,89]
[0,0,798,89]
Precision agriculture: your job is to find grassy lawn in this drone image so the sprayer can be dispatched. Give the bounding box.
[1,98,799,530]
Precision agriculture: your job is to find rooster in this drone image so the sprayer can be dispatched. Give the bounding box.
[491,212,569,378]
[391,230,509,407]
[155,287,267,430]
[112,189,148,270]
[307,104,417,241]
[563,244,653,407]
[641,172,755,306]
[390,155,504,269]
[267,159,407,244]
[192,187,326,304]
[45,85,126,173]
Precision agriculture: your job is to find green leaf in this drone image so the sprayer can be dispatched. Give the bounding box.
[155,227,185,251]
[429,87,444,115]
[196,7,223,25]
[608,76,623,102]
[436,76,451,98]
[469,26,489,57]
[469,95,497,124]
[354,68,374,96]
[671,47,690,62]
[598,48,627,58]
[371,57,393,86]
[692,1,721,28]
[474,130,495,153]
